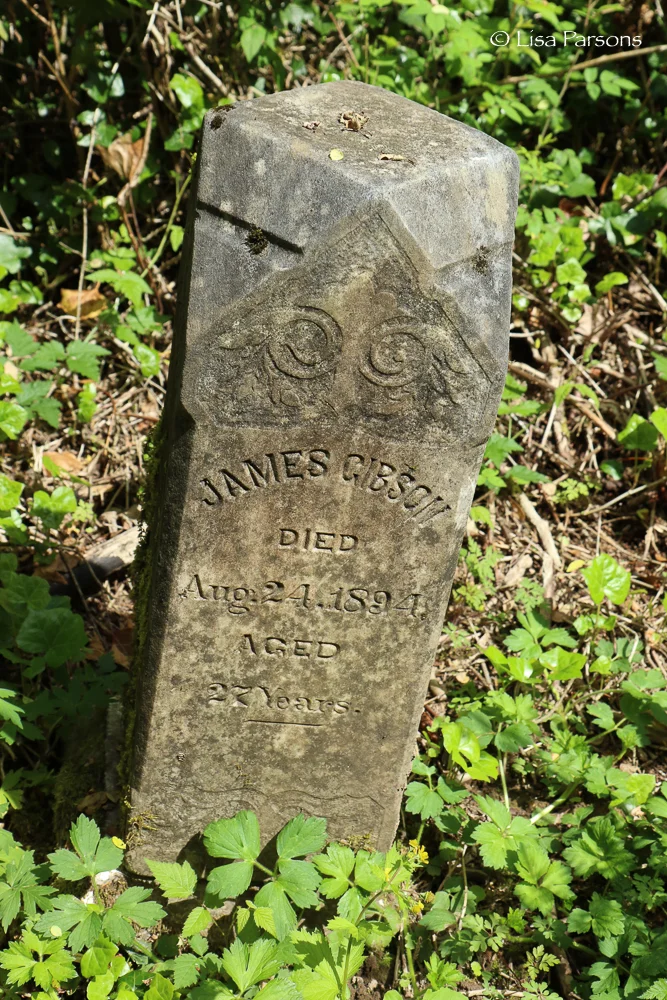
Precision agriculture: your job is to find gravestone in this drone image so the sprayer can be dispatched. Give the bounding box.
[126,81,518,871]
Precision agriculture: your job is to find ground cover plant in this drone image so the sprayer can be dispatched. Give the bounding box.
[1,0,667,997]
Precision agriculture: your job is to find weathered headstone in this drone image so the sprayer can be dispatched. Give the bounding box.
[126,81,518,871]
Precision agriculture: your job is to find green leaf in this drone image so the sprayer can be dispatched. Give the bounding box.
[134,342,161,378]
[203,810,260,861]
[652,353,667,381]
[588,893,624,937]
[404,781,444,820]
[170,73,204,108]
[484,433,522,467]
[0,400,28,439]
[254,880,296,939]
[108,886,166,927]
[240,23,267,62]
[65,341,110,380]
[556,257,587,286]
[17,607,89,667]
[650,406,667,440]
[582,554,631,606]
[87,972,115,1000]
[20,340,65,372]
[146,972,174,1000]
[0,234,32,275]
[277,814,327,859]
[276,859,321,908]
[172,953,204,989]
[206,860,253,900]
[90,269,152,308]
[221,937,280,993]
[618,413,658,451]
[80,936,117,977]
[313,843,354,899]
[182,905,212,937]
[0,474,23,512]
[595,272,628,295]
[32,486,77,529]
[146,859,197,899]
[563,817,634,879]
[77,383,97,423]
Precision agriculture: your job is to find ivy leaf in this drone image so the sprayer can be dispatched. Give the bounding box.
[147,859,197,900]
[206,861,253,900]
[0,474,23,512]
[582,554,631,606]
[277,814,327,859]
[31,486,77,530]
[203,810,260,861]
[239,23,267,62]
[0,400,28,439]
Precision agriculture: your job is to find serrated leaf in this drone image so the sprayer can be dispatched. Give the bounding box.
[254,881,296,939]
[276,859,321,908]
[182,905,212,937]
[147,859,197,899]
[207,860,253,900]
[18,607,89,667]
[277,814,327,859]
[172,953,204,990]
[80,936,117,977]
[221,937,280,993]
[203,810,260,861]
[582,554,631,606]
[66,341,110,380]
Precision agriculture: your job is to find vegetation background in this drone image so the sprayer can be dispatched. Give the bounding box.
[1,2,667,1000]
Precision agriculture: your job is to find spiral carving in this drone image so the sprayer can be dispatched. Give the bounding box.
[360,317,429,388]
[266,307,342,380]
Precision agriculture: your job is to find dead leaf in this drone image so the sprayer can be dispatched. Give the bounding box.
[97,114,153,206]
[302,120,320,130]
[44,450,84,474]
[378,152,405,161]
[77,790,109,814]
[338,109,369,131]
[59,285,107,318]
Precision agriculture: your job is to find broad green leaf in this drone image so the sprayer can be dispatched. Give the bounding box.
[650,406,667,440]
[240,23,267,62]
[276,859,321,908]
[80,936,117,977]
[31,486,77,529]
[170,73,204,108]
[172,953,204,990]
[206,860,253,900]
[618,413,658,451]
[20,341,65,372]
[314,843,354,898]
[147,859,197,900]
[0,474,23,512]
[0,234,32,275]
[87,971,115,1000]
[582,554,631,606]
[221,937,280,993]
[595,271,627,295]
[0,400,28,439]
[203,810,260,861]
[254,880,296,939]
[404,781,443,820]
[17,607,89,667]
[145,972,174,1000]
[277,814,327,859]
[90,269,152,308]
[182,905,212,937]
[108,886,165,926]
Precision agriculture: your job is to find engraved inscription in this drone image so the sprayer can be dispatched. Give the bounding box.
[278,528,358,553]
[197,447,451,527]
[206,683,356,716]
[179,575,429,620]
[241,634,339,658]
